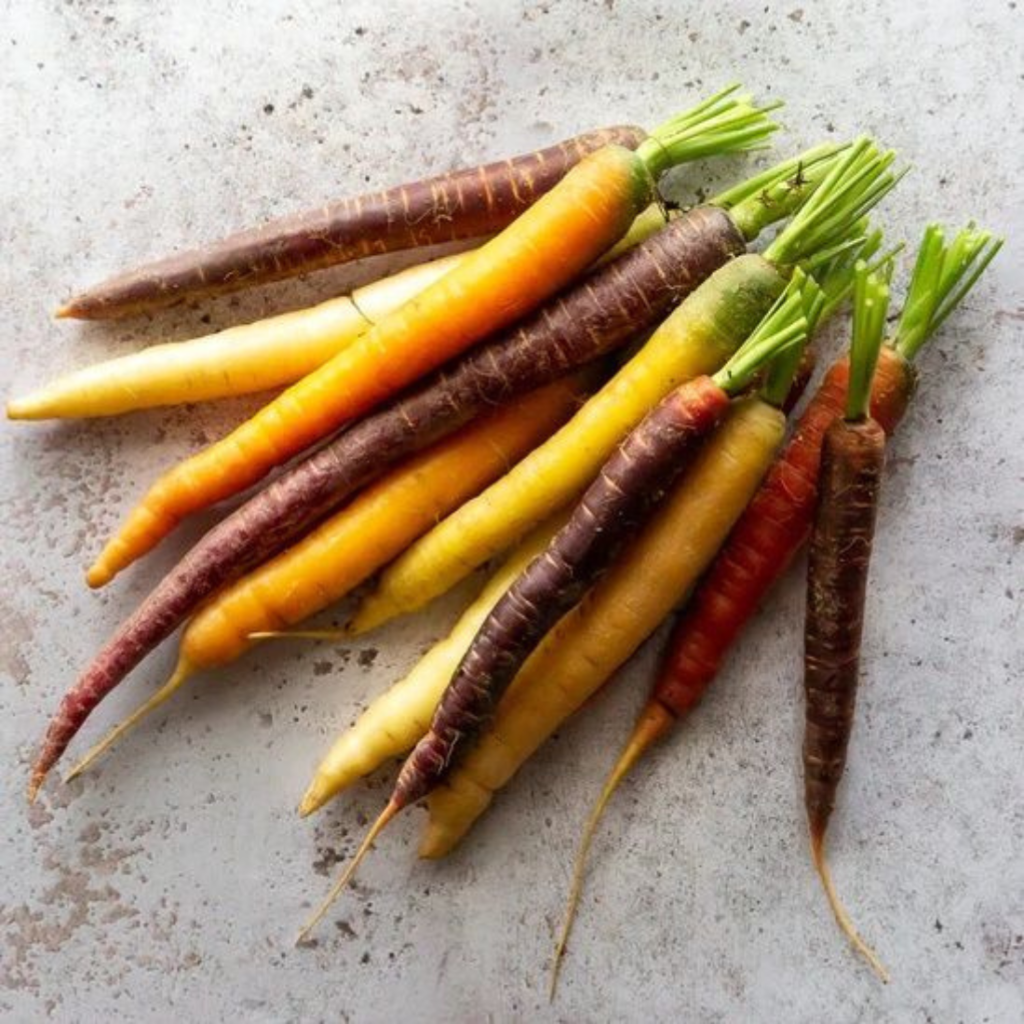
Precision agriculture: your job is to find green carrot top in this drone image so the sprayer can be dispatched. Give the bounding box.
[846,261,892,421]
[891,222,1003,362]
[635,84,782,179]
[762,138,904,269]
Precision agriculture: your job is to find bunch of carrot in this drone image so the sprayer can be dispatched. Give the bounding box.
[8,82,1003,990]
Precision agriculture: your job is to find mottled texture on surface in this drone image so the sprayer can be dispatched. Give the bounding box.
[2,2,1022,1021]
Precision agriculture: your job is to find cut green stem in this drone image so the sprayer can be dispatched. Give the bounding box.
[725,143,849,241]
[893,222,1003,361]
[764,138,903,268]
[636,85,782,178]
[846,262,892,421]
[714,271,814,395]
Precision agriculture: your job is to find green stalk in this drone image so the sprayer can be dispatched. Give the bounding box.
[892,222,1003,361]
[846,262,892,421]
[764,137,904,269]
[724,143,849,241]
[635,85,782,179]
[714,271,814,395]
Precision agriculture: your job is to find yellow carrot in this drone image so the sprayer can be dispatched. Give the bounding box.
[85,91,777,587]
[348,254,783,635]
[419,395,785,857]
[300,515,565,816]
[7,255,465,420]
[65,379,587,779]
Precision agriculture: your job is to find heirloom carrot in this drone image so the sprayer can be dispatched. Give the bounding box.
[803,262,891,980]
[64,377,590,779]
[58,125,646,320]
[87,88,778,586]
[10,254,464,419]
[32,139,831,798]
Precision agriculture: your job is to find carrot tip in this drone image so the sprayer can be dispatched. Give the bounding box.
[54,304,74,320]
[85,563,113,589]
[810,827,890,983]
[296,800,399,942]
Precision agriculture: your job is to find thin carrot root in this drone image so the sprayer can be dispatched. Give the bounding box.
[809,826,889,983]
[295,800,399,944]
[549,701,674,999]
[64,658,194,782]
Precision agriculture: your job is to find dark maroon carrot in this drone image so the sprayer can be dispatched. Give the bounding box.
[28,143,846,799]
[57,126,644,320]
[803,262,891,980]
[805,223,1002,979]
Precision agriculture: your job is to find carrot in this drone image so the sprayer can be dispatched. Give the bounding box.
[300,516,566,816]
[58,126,650,320]
[86,88,778,586]
[547,224,1000,991]
[63,377,590,780]
[9,254,464,419]
[348,140,899,636]
[803,262,891,980]
[31,138,818,797]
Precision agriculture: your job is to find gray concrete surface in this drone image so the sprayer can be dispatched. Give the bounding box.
[2,1,1022,1021]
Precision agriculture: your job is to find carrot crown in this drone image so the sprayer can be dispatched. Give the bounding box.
[636,84,782,179]
[719,142,848,241]
[846,261,892,420]
[892,222,1003,362]
[763,138,904,269]
[714,269,817,396]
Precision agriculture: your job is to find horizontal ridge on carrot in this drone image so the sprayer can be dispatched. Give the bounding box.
[62,376,592,781]
[9,254,465,419]
[86,87,779,587]
[547,222,1000,991]
[348,138,898,637]
[32,139,832,800]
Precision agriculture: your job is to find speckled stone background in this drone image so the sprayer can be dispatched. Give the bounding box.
[2,2,1022,1021]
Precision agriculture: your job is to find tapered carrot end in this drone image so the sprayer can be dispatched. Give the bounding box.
[54,303,75,320]
[298,780,329,818]
[550,700,674,1000]
[6,396,46,421]
[85,560,115,590]
[810,826,889,983]
[26,771,44,805]
[64,656,194,782]
[295,799,400,944]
